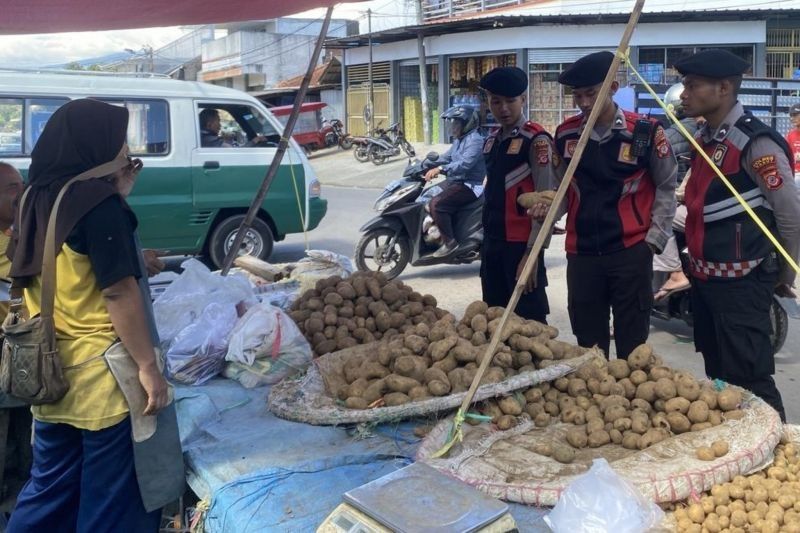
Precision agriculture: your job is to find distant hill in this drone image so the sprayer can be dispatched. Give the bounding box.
[44,51,131,69]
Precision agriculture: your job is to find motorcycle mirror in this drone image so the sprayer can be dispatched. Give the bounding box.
[426,152,439,161]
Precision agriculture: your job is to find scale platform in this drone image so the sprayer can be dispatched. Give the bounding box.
[317,462,517,533]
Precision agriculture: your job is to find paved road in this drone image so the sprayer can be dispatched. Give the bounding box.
[272,180,800,422]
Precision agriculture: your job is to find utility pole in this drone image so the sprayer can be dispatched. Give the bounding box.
[146,45,154,73]
[416,0,431,144]
[367,8,374,133]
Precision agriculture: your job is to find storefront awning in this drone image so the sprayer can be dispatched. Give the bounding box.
[0,0,362,35]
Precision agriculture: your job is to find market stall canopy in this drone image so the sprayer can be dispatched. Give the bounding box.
[0,0,363,34]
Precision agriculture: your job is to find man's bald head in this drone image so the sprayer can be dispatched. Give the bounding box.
[0,163,23,231]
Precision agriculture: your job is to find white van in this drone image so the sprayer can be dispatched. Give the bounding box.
[0,70,327,267]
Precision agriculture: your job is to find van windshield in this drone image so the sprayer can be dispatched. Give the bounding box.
[198,103,279,148]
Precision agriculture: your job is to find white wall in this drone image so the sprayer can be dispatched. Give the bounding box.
[344,20,767,65]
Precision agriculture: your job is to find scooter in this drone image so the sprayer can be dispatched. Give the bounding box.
[652,232,793,353]
[362,123,416,165]
[354,152,483,280]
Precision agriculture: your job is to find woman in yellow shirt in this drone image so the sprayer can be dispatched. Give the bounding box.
[7,99,176,532]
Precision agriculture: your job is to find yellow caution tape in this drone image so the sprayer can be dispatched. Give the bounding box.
[621,51,799,274]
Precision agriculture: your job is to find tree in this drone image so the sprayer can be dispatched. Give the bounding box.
[65,61,85,71]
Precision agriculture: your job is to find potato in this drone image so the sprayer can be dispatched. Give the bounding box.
[480,367,506,385]
[649,365,674,381]
[651,412,670,430]
[384,392,410,406]
[612,417,632,432]
[514,351,533,369]
[463,301,489,323]
[394,356,428,382]
[494,415,516,430]
[588,429,611,448]
[699,388,718,410]
[711,440,730,457]
[565,426,588,448]
[604,405,628,424]
[688,502,706,524]
[676,375,701,401]
[687,400,710,423]
[362,379,388,404]
[385,374,421,394]
[696,446,716,461]
[432,353,458,374]
[561,406,585,425]
[666,412,692,434]
[587,418,605,434]
[717,388,742,412]
[568,378,589,398]
[638,428,669,449]
[347,378,369,398]
[361,362,390,380]
[345,397,369,409]
[499,396,523,416]
[665,397,691,415]
[631,411,651,434]
[408,385,430,400]
[534,443,553,457]
[553,446,576,464]
[554,377,569,392]
[452,341,478,364]
[629,370,648,386]
[655,377,677,400]
[622,432,640,450]
[608,359,630,379]
[635,382,657,403]
[534,413,551,427]
[618,378,637,400]
[426,380,449,396]
[724,409,745,420]
[628,344,653,370]
[630,398,653,414]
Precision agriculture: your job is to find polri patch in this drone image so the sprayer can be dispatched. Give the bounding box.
[654,127,671,158]
[507,138,523,155]
[534,138,550,165]
[711,144,728,166]
[618,142,637,164]
[483,137,495,154]
[752,155,783,190]
[564,139,578,158]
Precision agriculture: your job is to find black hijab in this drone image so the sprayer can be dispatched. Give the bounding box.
[10,99,130,281]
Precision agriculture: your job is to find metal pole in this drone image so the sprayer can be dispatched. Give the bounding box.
[367,9,374,133]
[220,7,334,275]
[416,0,431,144]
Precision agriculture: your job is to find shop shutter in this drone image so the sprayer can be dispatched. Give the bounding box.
[346,62,391,84]
[529,48,614,64]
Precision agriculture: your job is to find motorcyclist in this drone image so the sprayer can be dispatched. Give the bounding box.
[424,106,486,258]
[652,83,702,301]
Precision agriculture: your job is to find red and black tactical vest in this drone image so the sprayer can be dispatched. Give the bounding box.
[555,111,660,255]
[483,121,550,243]
[685,114,794,280]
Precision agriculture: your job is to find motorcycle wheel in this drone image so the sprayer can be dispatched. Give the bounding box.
[369,146,387,165]
[771,298,789,354]
[354,145,370,163]
[354,228,410,280]
[339,137,354,150]
[401,140,416,157]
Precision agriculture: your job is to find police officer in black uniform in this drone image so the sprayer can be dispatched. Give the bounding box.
[676,49,800,420]
[532,51,678,359]
[478,67,559,323]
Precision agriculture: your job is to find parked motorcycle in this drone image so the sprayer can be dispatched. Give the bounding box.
[354,152,483,280]
[351,123,416,165]
[651,232,793,353]
[323,118,354,150]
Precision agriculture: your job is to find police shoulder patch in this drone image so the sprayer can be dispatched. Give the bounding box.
[507,138,523,155]
[534,137,550,165]
[654,127,671,159]
[752,155,783,190]
[483,137,495,154]
[564,139,578,159]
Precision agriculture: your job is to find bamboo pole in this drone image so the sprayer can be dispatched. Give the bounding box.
[432,0,648,458]
[220,7,334,275]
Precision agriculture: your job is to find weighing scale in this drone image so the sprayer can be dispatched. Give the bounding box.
[317,463,518,533]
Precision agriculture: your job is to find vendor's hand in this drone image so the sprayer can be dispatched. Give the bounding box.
[526,203,549,222]
[775,283,797,299]
[142,249,167,277]
[424,167,441,182]
[516,252,537,293]
[139,364,169,416]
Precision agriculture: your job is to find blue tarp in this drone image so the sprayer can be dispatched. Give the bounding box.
[175,379,550,532]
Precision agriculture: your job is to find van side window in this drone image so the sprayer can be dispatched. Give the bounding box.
[99,99,170,156]
[197,103,279,148]
[0,99,23,156]
[26,98,69,153]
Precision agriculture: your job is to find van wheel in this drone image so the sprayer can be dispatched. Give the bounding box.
[208,215,274,269]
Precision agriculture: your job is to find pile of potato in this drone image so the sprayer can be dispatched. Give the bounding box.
[478,344,744,463]
[671,440,800,532]
[336,301,588,410]
[289,272,447,356]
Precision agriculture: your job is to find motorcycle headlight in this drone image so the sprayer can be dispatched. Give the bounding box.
[374,183,417,212]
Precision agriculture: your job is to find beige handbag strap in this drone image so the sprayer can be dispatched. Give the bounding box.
[37,148,130,347]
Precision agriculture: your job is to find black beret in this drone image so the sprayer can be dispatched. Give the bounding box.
[479,67,528,97]
[558,51,614,88]
[674,49,750,79]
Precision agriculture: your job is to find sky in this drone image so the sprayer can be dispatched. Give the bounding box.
[0,1,398,68]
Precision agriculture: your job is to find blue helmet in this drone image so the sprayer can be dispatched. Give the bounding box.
[441,105,479,135]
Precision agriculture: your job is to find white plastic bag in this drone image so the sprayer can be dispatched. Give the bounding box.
[289,249,353,293]
[224,302,312,385]
[544,459,664,533]
[153,259,254,344]
[165,302,239,385]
